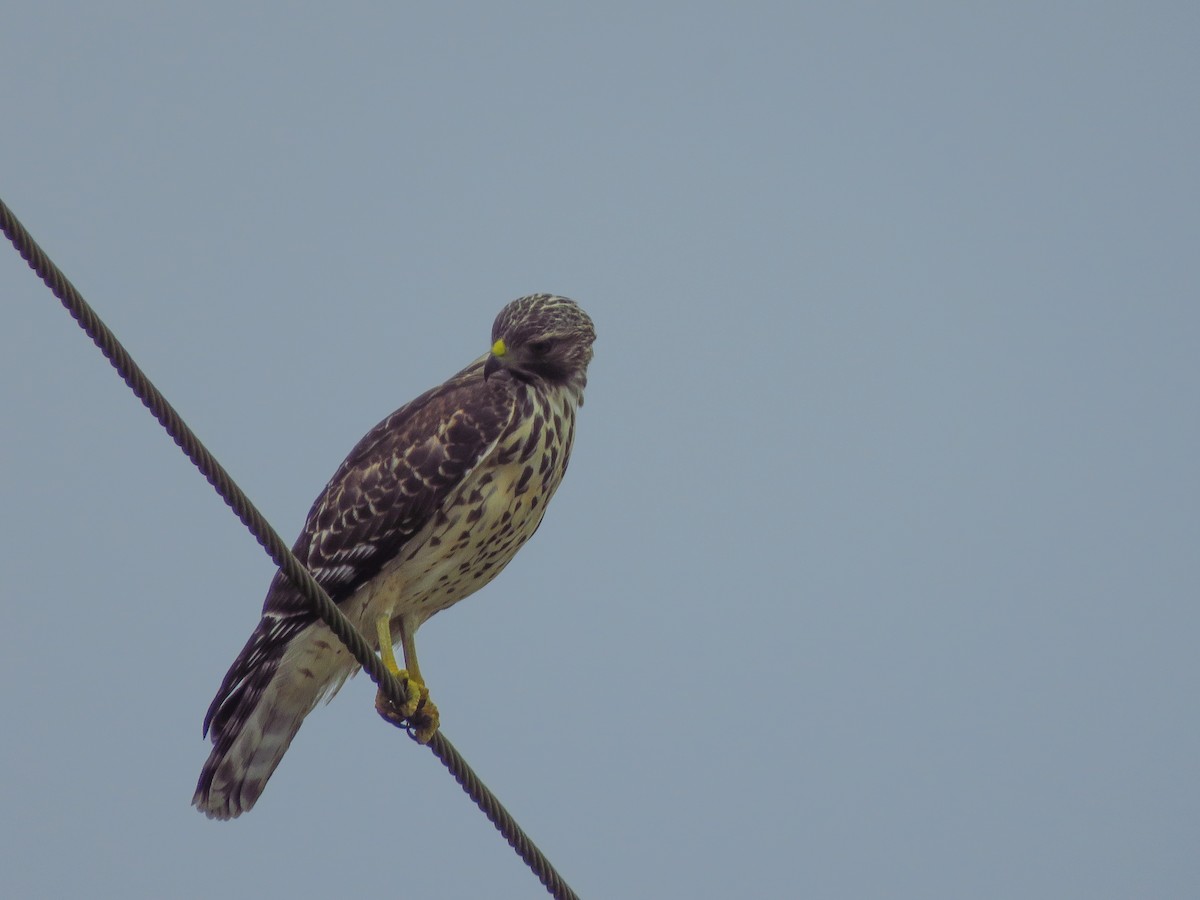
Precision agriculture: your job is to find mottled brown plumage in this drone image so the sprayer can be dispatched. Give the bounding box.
[194,294,594,819]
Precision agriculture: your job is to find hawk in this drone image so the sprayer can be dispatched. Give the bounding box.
[194,294,595,819]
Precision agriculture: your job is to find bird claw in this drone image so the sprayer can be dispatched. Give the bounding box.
[375,673,440,743]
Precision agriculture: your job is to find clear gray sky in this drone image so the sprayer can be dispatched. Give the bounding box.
[3,4,1197,898]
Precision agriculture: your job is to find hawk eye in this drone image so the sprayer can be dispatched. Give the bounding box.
[528,339,554,356]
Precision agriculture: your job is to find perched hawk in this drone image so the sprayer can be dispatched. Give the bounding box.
[194,294,595,819]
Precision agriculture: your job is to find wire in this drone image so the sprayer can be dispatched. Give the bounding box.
[1,196,581,900]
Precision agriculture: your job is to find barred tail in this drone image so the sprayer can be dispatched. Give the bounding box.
[193,619,353,819]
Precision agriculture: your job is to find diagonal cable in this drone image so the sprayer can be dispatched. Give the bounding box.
[1,196,580,900]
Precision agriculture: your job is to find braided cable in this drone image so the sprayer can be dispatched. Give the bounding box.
[1,197,580,900]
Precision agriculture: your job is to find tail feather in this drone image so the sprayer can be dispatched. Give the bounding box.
[193,621,354,819]
[193,684,310,819]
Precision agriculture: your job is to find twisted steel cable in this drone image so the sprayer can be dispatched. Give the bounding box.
[2,196,580,900]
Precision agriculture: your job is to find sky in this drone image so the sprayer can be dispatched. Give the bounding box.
[2,4,1198,898]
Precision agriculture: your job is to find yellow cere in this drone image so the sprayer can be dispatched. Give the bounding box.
[492,338,507,357]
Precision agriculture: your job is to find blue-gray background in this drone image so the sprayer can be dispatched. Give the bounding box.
[2,5,1197,898]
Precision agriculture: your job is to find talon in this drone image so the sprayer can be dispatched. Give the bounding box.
[375,671,422,720]
[374,671,439,742]
[408,697,440,744]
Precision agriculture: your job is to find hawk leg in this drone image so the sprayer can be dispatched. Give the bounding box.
[375,614,440,744]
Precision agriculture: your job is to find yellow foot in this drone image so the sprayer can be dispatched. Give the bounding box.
[375,672,441,744]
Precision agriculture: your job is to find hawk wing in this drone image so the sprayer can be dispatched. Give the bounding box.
[201,359,514,745]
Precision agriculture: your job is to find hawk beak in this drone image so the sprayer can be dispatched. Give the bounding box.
[483,338,507,381]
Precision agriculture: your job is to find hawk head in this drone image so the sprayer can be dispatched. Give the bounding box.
[484,294,596,396]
